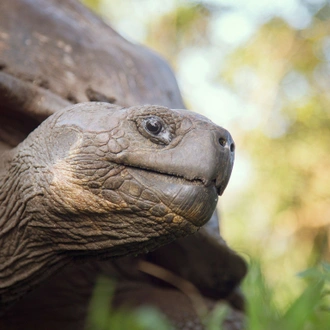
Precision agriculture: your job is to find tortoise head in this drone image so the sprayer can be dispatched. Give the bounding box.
[3,102,234,256]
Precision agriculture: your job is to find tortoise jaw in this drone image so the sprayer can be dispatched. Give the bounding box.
[126,167,218,227]
[124,163,208,187]
[215,165,233,196]
[113,159,229,197]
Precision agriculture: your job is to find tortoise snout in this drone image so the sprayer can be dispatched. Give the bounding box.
[213,128,235,195]
[217,131,235,153]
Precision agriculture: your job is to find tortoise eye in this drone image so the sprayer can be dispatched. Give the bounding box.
[137,115,172,145]
[144,117,163,135]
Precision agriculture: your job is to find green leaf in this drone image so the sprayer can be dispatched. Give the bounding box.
[278,280,324,330]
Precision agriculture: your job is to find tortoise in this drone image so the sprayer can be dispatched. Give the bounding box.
[0,0,247,329]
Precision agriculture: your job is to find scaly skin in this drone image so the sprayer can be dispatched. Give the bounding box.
[0,102,234,313]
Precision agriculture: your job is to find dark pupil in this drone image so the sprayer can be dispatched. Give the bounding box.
[146,118,162,135]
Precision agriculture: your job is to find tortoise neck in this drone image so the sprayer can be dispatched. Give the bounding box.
[0,147,68,314]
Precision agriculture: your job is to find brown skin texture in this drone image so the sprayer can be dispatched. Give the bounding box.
[0,1,247,328]
[0,229,246,330]
[0,102,235,313]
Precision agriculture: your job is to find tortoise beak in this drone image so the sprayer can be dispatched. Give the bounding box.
[215,133,235,196]
[168,126,235,195]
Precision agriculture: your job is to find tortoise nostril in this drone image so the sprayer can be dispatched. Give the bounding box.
[218,138,226,147]
[230,143,235,152]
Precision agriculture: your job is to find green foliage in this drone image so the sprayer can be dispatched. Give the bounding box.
[86,276,231,330]
[244,261,330,330]
[87,276,114,329]
[87,264,330,330]
[202,303,228,330]
[86,276,172,330]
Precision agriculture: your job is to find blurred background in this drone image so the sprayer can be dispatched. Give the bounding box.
[82,0,330,327]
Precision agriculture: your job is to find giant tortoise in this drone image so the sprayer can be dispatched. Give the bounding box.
[0,0,247,329]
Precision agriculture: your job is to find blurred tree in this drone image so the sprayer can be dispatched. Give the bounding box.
[219,3,330,308]
[144,2,211,66]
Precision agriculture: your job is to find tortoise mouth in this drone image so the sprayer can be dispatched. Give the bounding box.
[126,167,218,227]
[131,166,206,186]
[117,160,218,189]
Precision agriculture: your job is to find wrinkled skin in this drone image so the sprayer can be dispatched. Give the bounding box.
[0,229,246,330]
[0,0,247,329]
[0,102,233,308]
